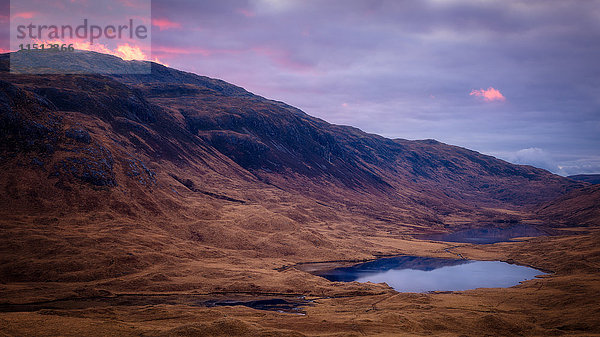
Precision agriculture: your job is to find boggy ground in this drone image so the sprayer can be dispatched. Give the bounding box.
[1,227,599,337]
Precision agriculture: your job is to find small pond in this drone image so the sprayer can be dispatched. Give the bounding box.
[313,256,545,293]
[416,224,548,244]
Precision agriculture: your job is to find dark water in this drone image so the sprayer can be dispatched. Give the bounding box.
[0,294,310,314]
[314,256,545,293]
[417,224,548,244]
[203,298,308,314]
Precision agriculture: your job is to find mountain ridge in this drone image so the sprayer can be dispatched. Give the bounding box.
[0,51,585,214]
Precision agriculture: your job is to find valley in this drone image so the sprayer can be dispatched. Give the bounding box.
[0,51,599,336]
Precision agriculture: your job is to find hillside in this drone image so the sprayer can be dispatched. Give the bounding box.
[0,51,586,283]
[569,174,600,185]
[1,51,600,337]
[537,184,600,226]
[3,51,582,207]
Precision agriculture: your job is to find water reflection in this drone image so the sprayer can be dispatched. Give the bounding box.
[417,224,548,244]
[314,256,544,293]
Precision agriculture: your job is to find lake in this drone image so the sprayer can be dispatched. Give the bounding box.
[312,256,545,293]
[415,224,548,244]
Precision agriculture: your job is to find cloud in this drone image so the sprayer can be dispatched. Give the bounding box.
[12,11,37,19]
[115,43,147,60]
[118,0,149,9]
[236,8,256,18]
[469,87,506,102]
[28,38,161,63]
[556,157,600,176]
[151,57,169,67]
[151,46,242,59]
[250,0,299,14]
[152,18,182,31]
[251,46,317,73]
[505,147,558,172]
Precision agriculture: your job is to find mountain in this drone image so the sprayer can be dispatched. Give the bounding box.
[0,51,586,284]
[569,174,600,185]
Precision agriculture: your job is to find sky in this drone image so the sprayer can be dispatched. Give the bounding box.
[2,0,599,176]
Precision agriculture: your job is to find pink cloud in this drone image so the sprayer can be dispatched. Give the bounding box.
[117,0,147,9]
[152,18,182,31]
[31,38,151,62]
[251,46,317,73]
[115,43,147,60]
[152,45,241,57]
[236,8,256,18]
[13,12,37,19]
[0,48,10,54]
[152,44,317,73]
[151,57,169,67]
[470,87,506,102]
[152,46,199,56]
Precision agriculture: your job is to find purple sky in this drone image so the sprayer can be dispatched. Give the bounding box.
[3,0,599,175]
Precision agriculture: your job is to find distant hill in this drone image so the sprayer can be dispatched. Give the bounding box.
[537,184,600,226]
[569,174,600,185]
